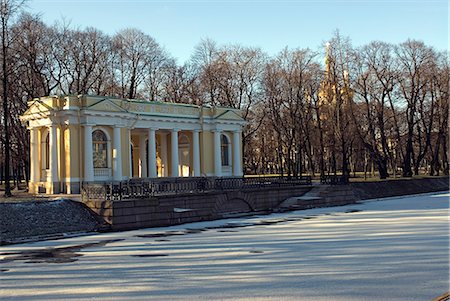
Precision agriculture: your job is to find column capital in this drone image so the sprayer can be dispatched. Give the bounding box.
[171,128,180,133]
[192,129,202,133]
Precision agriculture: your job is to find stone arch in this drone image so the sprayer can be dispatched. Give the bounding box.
[213,191,255,215]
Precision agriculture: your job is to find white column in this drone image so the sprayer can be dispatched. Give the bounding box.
[170,129,179,177]
[148,128,157,177]
[29,127,39,182]
[84,125,94,182]
[128,129,132,179]
[113,126,122,181]
[138,133,147,178]
[160,133,168,177]
[192,130,201,177]
[49,124,58,184]
[213,130,222,177]
[233,130,242,176]
[127,128,134,179]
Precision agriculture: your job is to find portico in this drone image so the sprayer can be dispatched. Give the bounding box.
[20,95,245,194]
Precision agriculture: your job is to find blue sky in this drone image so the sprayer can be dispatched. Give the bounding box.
[28,0,448,64]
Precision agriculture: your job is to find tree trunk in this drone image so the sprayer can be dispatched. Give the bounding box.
[2,18,11,197]
[430,134,442,176]
[402,134,413,177]
[377,159,389,179]
[341,141,349,178]
[442,137,449,176]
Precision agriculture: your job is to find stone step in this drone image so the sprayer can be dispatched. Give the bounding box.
[278,185,358,211]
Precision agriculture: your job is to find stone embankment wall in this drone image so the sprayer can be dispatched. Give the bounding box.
[83,177,449,231]
[85,186,312,230]
[350,177,449,200]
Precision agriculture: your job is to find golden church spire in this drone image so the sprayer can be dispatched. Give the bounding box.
[325,41,331,76]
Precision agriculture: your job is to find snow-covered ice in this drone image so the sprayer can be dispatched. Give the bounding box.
[0,192,449,300]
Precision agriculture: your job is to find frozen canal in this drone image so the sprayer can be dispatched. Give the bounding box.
[1,192,448,301]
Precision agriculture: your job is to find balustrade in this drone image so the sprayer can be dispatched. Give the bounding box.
[81,175,312,201]
[94,168,112,177]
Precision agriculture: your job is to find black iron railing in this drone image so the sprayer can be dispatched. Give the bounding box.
[320,174,350,185]
[81,176,312,201]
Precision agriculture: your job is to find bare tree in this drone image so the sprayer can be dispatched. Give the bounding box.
[144,47,172,101]
[395,40,435,177]
[320,32,355,178]
[191,38,221,105]
[428,51,449,175]
[412,51,439,175]
[305,62,324,177]
[350,41,398,179]
[112,28,160,99]
[216,45,266,170]
[163,62,201,104]
[263,47,319,177]
[192,42,267,173]
[47,27,109,95]
[0,0,25,196]
[13,13,60,97]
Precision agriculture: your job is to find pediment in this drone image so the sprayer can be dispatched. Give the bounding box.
[87,98,128,113]
[214,109,244,121]
[22,100,52,116]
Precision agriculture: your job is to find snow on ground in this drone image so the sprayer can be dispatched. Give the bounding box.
[0,192,449,301]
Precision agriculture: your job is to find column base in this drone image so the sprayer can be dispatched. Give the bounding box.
[48,182,61,194]
[64,181,81,194]
[29,181,63,194]
[28,182,40,194]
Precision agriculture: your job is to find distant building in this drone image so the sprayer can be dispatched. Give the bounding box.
[20,95,245,194]
[318,41,353,110]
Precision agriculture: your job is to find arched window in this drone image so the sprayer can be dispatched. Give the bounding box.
[179,134,191,177]
[92,130,108,168]
[221,134,230,166]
